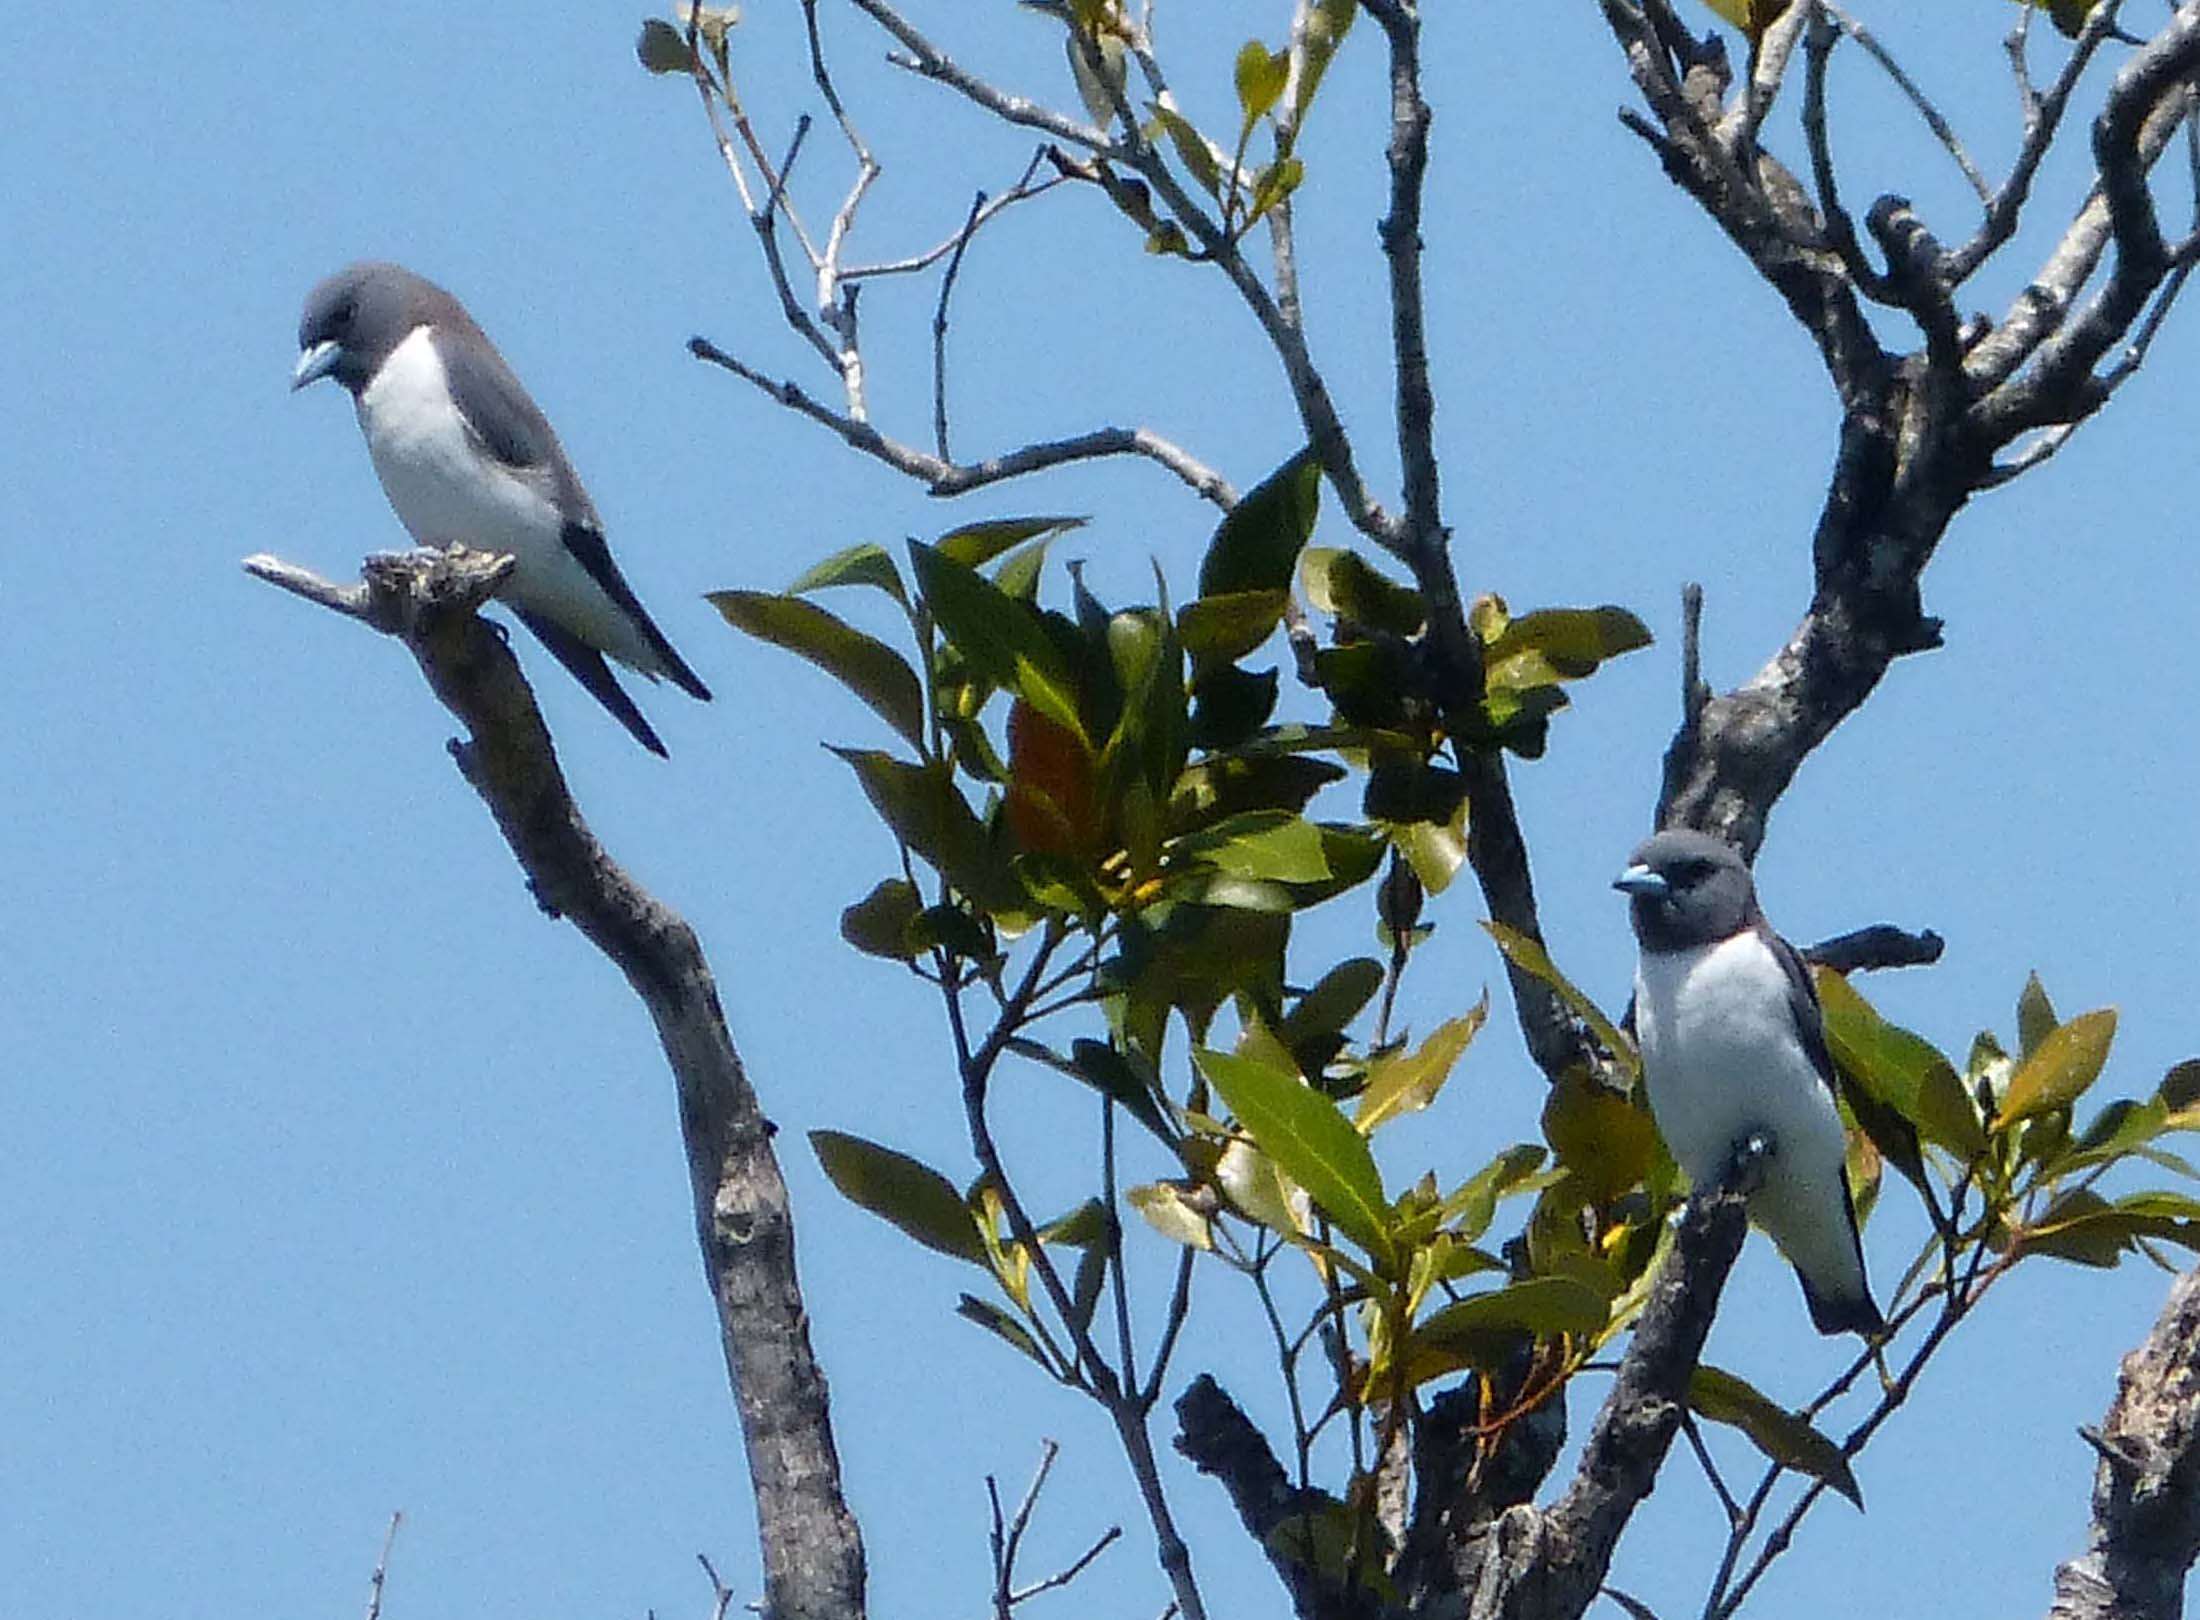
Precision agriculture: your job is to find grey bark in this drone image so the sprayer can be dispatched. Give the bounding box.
[244,548,868,1620]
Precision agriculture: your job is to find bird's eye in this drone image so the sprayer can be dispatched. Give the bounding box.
[1677,859,1712,882]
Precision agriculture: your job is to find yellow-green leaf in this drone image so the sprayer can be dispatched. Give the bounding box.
[1234,40,1290,128]
[1998,1009,2118,1127]
[2017,971,2059,1060]
[1127,1181,1216,1250]
[1151,104,1224,196]
[1357,1002,1488,1134]
[1483,921,1636,1077]
[956,1294,1054,1370]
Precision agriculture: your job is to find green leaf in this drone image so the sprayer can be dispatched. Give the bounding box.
[1690,1365,1862,1508]
[2017,971,2059,1060]
[1215,1137,1310,1236]
[1812,969,1981,1155]
[1170,810,1332,882]
[1199,448,1322,598]
[2162,1059,2200,1115]
[1998,1009,2118,1127]
[787,540,910,607]
[1301,547,1425,635]
[829,748,1009,909]
[1196,1047,1394,1267]
[1151,104,1224,196]
[1294,0,1357,117]
[1188,663,1279,749]
[936,515,1086,569]
[710,590,925,748]
[1282,958,1386,1046]
[811,1131,987,1265]
[1441,1143,1549,1244]
[1069,1038,1177,1145]
[1234,40,1290,126]
[636,17,697,74]
[1246,157,1305,225]
[1389,799,1469,896]
[1482,605,1653,678]
[909,542,1084,738]
[994,537,1054,603]
[1405,1277,1611,1381]
[1357,1003,1487,1134]
[1542,1068,1659,1205]
[1483,921,1635,1076]
[1177,588,1291,666]
[2013,1189,2135,1268]
[1422,1275,1611,1338]
[956,1294,1055,1371]
[1127,1181,1216,1249]
[840,877,923,960]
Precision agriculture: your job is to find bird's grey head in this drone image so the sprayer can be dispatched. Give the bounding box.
[1613,828,1759,953]
[292,261,444,395]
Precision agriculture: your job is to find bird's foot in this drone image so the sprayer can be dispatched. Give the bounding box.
[1725,1129,1777,1197]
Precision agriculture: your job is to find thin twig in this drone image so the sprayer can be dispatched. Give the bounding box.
[1008,1526,1125,1604]
[688,337,1234,506]
[1823,3,1991,204]
[933,189,988,461]
[697,1554,737,1620]
[363,1512,402,1620]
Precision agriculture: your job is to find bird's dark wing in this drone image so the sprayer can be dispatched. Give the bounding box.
[510,605,669,757]
[1758,918,1838,1102]
[555,523,713,703]
[433,326,605,528]
[1759,918,1887,1338]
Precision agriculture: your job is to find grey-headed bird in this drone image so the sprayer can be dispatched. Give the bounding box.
[1615,829,1884,1336]
[292,261,710,756]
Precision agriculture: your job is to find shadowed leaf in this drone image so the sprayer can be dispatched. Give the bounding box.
[787,541,910,608]
[840,877,923,960]
[812,1131,987,1264]
[1199,447,1322,598]
[1690,1364,1862,1508]
[711,590,925,748]
[936,515,1086,569]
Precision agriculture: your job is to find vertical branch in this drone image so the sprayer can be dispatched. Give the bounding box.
[932,189,988,460]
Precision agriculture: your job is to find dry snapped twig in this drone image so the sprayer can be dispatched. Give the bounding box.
[242,548,868,1620]
[363,1512,402,1620]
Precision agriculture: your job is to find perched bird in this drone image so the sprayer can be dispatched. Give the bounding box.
[1614,829,1884,1337]
[292,261,710,756]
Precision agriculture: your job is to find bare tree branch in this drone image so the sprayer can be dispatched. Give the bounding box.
[242,548,868,1620]
[2049,1267,2200,1620]
[688,336,1235,506]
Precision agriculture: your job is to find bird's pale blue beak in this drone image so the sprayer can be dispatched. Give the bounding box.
[291,340,341,391]
[1613,863,1667,897]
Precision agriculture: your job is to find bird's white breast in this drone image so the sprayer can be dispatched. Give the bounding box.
[1632,931,1844,1189]
[356,326,563,560]
[353,327,656,673]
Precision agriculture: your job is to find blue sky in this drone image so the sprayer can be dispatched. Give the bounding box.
[5,3,2196,1617]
